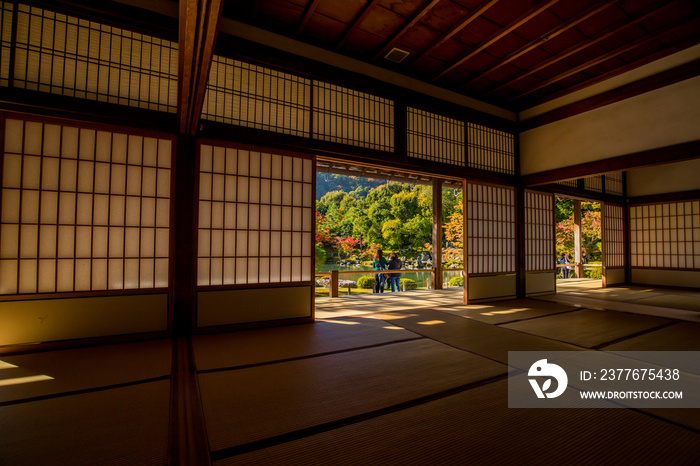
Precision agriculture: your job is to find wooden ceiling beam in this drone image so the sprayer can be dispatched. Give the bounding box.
[509,19,697,102]
[296,0,321,35]
[489,0,673,95]
[405,0,500,68]
[371,0,442,61]
[178,0,224,136]
[522,140,700,187]
[433,0,561,82]
[460,0,617,88]
[336,0,382,50]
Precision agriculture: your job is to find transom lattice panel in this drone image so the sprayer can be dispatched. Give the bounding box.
[465,183,516,274]
[198,145,314,286]
[202,57,311,137]
[0,118,172,294]
[603,204,625,268]
[11,2,178,112]
[525,191,554,272]
[407,107,464,166]
[313,81,394,151]
[605,173,624,196]
[0,2,11,87]
[630,201,700,269]
[467,123,515,175]
[584,176,603,193]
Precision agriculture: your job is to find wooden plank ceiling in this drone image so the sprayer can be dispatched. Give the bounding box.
[224,0,700,110]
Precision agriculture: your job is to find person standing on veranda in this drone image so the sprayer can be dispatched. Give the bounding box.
[372,249,389,293]
[387,252,402,292]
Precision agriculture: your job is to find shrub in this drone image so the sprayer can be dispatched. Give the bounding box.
[357,275,375,289]
[448,276,464,287]
[585,266,603,279]
[399,278,417,290]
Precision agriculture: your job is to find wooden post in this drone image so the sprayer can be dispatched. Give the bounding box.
[462,179,469,304]
[516,185,526,297]
[173,135,198,337]
[574,200,583,279]
[432,178,443,289]
[330,270,339,298]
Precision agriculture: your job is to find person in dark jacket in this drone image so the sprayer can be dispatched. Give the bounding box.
[387,252,402,292]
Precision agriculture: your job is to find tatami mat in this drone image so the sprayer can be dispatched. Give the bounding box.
[632,294,700,312]
[434,298,578,324]
[193,317,419,371]
[601,321,700,351]
[0,380,171,466]
[199,338,506,452]
[502,309,673,348]
[0,339,172,403]
[364,308,583,364]
[214,379,700,465]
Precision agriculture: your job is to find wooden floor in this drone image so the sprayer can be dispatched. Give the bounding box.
[1,285,699,465]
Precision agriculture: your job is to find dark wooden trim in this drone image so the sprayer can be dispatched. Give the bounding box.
[521,59,700,130]
[432,178,443,290]
[168,337,212,466]
[433,0,560,82]
[178,0,224,136]
[624,204,631,285]
[627,190,700,205]
[522,140,700,187]
[0,289,170,303]
[199,121,517,186]
[527,183,625,204]
[21,0,178,42]
[193,316,314,335]
[0,332,172,356]
[196,282,315,292]
[0,88,178,134]
[515,185,526,298]
[173,135,199,337]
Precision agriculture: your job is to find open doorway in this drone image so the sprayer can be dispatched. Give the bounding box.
[314,163,462,298]
[555,196,603,292]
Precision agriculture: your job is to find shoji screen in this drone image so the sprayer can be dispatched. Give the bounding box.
[525,191,554,271]
[630,201,700,270]
[467,123,515,175]
[202,57,311,137]
[407,108,464,166]
[465,182,516,301]
[313,82,393,151]
[525,191,555,295]
[603,203,625,286]
[12,3,178,112]
[0,117,172,346]
[197,144,314,327]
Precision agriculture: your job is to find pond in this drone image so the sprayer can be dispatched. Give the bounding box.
[316,263,462,288]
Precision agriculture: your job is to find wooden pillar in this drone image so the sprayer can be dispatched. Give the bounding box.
[173,136,198,337]
[330,270,339,298]
[432,178,443,290]
[574,199,583,279]
[515,185,526,298]
[462,179,468,304]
